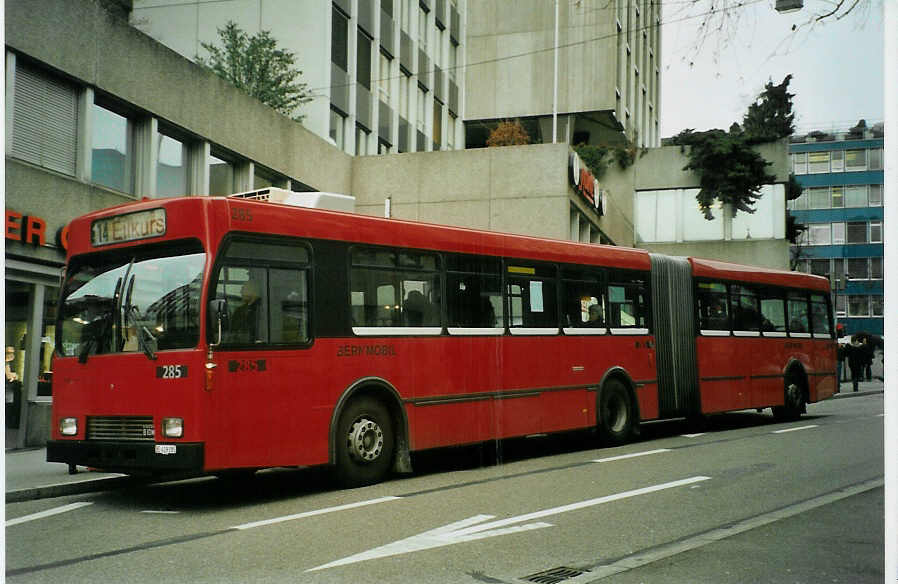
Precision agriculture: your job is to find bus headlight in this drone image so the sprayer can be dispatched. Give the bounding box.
[162,417,183,438]
[59,417,78,436]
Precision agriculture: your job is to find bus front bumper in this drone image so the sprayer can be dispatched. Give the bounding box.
[46,440,204,474]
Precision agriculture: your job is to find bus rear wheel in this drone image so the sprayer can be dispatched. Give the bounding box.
[335,397,394,487]
[772,374,805,422]
[598,380,636,446]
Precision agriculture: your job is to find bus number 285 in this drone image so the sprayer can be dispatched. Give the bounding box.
[157,365,188,379]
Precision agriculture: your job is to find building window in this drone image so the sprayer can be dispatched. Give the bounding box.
[845,149,866,171]
[399,71,410,118]
[418,5,428,48]
[808,187,830,209]
[869,148,883,170]
[848,295,869,317]
[91,102,134,194]
[332,6,349,71]
[869,184,883,206]
[844,185,867,208]
[792,152,807,174]
[871,257,883,280]
[432,100,442,147]
[330,107,346,149]
[871,296,883,317]
[155,131,187,198]
[209,152,235,195]
[356,125,370,155]
[357,31,373,90]
[831,186,844,208]
[870,221,882,243]
[830,149,844,172]
[807,151,829,173]
[254,166,285,189]
[11,62,79,176]
[846,258,868,280]
[807,224,832,246]
[832,222,845,244]
[447,112,456,149]
[448,41,458,81]
[809,259,830,277]
[416,85,426,131]
[378,51,392,100]
[846,222,867,244]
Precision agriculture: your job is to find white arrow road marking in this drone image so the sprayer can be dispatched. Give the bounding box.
[6,502,93,527]
[307,475,711,572]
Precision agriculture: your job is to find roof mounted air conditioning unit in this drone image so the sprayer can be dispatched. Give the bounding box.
[229,187,355,212]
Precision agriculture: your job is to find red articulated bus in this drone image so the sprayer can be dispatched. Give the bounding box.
[47,191,838,486]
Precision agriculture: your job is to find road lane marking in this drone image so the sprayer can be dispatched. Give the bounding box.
[232,496,401,530]
[772,425,819,434]
[141,510,181,514]
[6,502,93,527]
[682,433,705,438]
[585,477,884,580]
[307,475,711,572]
[592,449,671,463]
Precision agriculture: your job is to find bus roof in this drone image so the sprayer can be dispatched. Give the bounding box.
[688,257,831,292]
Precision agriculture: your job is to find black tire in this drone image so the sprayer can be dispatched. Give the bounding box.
[772,374,805,422]
[598,379,636,445]
[334,397,394,487]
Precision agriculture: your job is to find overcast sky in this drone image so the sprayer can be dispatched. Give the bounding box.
[659,0,884,138]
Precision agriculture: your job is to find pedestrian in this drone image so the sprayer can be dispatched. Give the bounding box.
[836,342,845,391]
[845,339,866,392]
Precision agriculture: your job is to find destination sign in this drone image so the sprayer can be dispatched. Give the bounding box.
[91,208,166,247]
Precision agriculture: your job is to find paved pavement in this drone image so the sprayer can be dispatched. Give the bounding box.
[5,380,884,503]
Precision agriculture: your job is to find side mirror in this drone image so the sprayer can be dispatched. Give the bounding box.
[208,299,228,346]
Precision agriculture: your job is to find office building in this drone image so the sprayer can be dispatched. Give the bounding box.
[788,123,884,335]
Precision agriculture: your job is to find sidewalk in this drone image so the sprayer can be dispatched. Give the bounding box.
[5,380,884,503]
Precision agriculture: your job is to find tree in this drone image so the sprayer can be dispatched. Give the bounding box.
[197,21,313,121]
[486,120,531,147]
[669,75,795,220]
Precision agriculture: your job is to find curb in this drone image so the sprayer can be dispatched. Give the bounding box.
[6,476,136,503]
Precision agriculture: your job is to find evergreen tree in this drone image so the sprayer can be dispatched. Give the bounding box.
[198,21,313,121]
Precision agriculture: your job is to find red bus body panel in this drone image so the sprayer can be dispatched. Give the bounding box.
[50,197,835,475]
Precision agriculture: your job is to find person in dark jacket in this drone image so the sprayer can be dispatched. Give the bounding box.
[844,339,867,392]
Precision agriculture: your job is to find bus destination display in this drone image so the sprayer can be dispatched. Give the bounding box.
[91,209,166,247]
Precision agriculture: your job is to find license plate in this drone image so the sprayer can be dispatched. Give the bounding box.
[154,444,177,455]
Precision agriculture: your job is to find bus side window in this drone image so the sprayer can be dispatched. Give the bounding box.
[730,285,761,332]
[506,263,557,329]
[759,290,786,333]
[561,268,605,329]
[607,276,649,331]
[787,292,810,334]
[809,293,832,337]
[696,281,729,332]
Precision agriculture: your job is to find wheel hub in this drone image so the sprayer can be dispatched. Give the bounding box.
[347,417,384,463]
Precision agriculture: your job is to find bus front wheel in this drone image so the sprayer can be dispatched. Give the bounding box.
[598,380,636,445]
[335,397,394,487]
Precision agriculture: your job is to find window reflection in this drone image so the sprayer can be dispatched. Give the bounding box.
[209,154,235,195]
[91,104,133,193]
[156,133,187,197]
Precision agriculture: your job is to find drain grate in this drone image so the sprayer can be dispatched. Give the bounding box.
[522,566,588,584]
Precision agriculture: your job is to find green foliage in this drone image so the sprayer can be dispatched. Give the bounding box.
[198,21,313,121]
[573,143,635,179]
[786,173,803,201]
[486,120,531,147]
[670,75,795,220]
[742,75,795,143]
[786,214,806,245]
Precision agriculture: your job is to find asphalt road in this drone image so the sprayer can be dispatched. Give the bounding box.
[5,393,884,583]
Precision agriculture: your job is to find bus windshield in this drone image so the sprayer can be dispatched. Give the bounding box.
[58,241,206,360]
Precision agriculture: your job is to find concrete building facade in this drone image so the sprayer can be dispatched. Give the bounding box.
[465,0,661,149]
[788,124,885,336]
[132,0,466,156]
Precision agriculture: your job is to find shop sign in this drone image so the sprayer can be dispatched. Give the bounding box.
[5,209,68,252]
[569,152,604,215]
